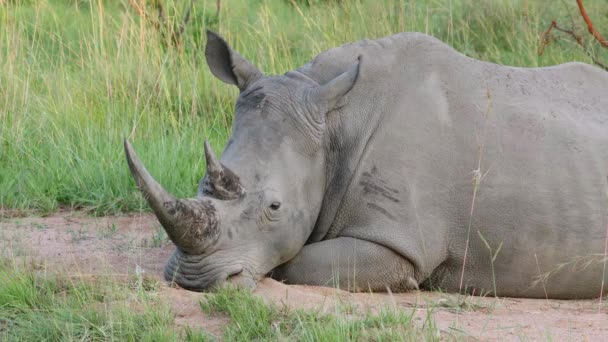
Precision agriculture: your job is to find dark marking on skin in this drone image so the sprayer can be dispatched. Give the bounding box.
[240,204,256,221]
[227,229,233,239]
[224,138,234,150]
[361,167,399,194]
[236,85,268,117]
[259,98,269,119]
[359,180,400,203]
[237,85,263,103]
[366,202,396,220]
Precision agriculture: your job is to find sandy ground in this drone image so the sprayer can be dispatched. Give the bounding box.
[1,212,607,341]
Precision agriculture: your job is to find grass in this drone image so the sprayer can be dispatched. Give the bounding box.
[0,257,449,341]
[1,0,607,215]
[202,286,440,341]
[0,258,211,341]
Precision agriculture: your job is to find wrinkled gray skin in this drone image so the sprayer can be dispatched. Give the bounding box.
[125,31,608,299]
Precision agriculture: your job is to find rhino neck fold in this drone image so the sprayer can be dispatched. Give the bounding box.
[308,98,387,243]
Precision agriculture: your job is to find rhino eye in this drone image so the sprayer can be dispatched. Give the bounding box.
[270,202,281,210]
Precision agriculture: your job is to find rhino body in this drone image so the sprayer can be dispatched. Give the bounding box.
[125,32,608,299]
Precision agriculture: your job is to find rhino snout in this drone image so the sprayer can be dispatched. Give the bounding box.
[164,250,248,291]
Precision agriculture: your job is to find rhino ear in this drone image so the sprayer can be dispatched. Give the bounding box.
[205,30,262,91]
[310,56,361,111]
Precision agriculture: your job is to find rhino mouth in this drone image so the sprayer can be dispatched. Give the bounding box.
[164,250,247,291]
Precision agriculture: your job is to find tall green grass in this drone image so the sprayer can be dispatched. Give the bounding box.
[1,0,606,214]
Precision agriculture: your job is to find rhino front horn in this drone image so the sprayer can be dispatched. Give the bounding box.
[124,139,219,253]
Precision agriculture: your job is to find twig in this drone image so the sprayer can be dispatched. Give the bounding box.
[538,21,555,56]
[156,1,166,30]
[128,0,194,48]
[539,20,581,55]
[128,0,147,18]
[128,0,160,30]
[534,254,549,303]
[171,0,194,47]
[576,0,608,48]
[600,176,608,314]
[457,88,492,312]
[552,22,583,44]
[539,20,608,72]
[154,1,167,42]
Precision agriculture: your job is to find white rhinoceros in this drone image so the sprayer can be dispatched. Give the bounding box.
[125,31,608,299]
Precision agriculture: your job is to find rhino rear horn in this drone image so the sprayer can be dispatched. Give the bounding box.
[124,140,219,253]
[201,140,246,200]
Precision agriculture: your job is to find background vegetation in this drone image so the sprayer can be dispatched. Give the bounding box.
[1,0,607,215]
[1,1,607,340]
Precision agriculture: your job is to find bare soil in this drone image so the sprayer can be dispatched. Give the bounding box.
[1,212,606,341]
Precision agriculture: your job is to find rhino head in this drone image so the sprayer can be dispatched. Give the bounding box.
[124,31,359,291]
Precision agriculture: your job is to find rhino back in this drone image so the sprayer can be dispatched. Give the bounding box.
[303,32,608,298]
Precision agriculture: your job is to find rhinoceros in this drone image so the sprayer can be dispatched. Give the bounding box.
[124,31,608,299]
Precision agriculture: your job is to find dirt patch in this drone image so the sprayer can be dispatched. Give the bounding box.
[1,212,607,340]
